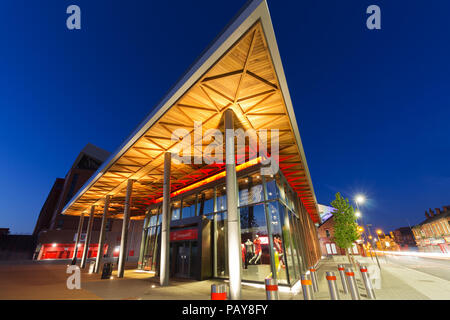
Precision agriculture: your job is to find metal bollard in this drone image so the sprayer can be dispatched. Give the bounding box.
[326,272,340,300]
[265,278,279,300]
[337,264,349,294]
[345,268,360,300]
[301,274,314,300]
[211,284,227,300]
[309,267,319,292]
[360,265,376,299]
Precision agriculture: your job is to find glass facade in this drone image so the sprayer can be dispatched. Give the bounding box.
[141,208,161,271]
[138,167,321,286]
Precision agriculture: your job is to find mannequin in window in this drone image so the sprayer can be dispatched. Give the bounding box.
[244,239,254,268]
[249,235,262,265]
[273,234,285,268]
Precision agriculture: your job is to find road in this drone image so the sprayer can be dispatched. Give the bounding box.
[384,254,450,282]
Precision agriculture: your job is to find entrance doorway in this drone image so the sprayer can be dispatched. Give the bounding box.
[172,241,198,279]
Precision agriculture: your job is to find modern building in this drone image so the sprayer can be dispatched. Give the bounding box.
[391,227,416,251]
[33,144,145,262]
[412,207,450,253]
[317,214,363,256]
[61,0,321,299]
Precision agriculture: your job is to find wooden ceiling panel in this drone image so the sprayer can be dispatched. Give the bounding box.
[65,21,319,221]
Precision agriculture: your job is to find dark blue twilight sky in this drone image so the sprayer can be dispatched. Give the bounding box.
[0,1,449,234]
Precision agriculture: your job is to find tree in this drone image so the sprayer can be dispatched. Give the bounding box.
[331,192,359,263]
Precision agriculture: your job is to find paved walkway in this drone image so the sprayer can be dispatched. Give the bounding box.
[314,255,450,300]
[1,256,449,300]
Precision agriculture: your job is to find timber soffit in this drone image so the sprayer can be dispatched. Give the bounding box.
[62,0,320,222]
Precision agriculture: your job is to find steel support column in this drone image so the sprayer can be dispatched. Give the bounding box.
[225,108,241,300]
[71,212,85,265]
[118,179,134,278]
[94,195,110,273]
[138,211,150,270]
[80,205,95,269]
[160,152,171,286]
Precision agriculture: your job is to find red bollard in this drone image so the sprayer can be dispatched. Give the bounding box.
[265,278,279,300]
[211,284,227,300]
[309,267,319,292]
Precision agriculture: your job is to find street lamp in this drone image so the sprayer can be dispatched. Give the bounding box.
[355,195,365,204]
[354,194,381,269]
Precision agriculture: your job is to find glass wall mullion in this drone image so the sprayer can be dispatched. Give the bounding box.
[262,175,278,281]
[213,186,218,277]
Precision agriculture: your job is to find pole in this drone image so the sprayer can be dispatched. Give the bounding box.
[94,196,110,273]
[301,274,314,300]
[356,204,381,270]
[326,271,340,300]
[138,211,150,270]
[160,152,171,286]
[80,205,95,269]
[211,284,227,300]
[265,278,279,300]
[360,265,376,299]
[309,267,319,292]
[337,264,349,294]
[345,268,360,300]
[262,175,277,281]
[118,179,133,278]
[71,212,85,265]
[225,109,241,300]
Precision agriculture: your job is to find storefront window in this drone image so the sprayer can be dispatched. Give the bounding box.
[215,212,228,278]
[238,174,263,206]
[240,204,271,282]
[265,175,285,201]
[182,193,197,219]
[197,188,214,215]
[267,201,288,284]
[142,211,161,272]
[216,186,227,211]
[289,212,306,275]
[149,214,159,227]
[284,209,299,282]
[171,201,181,220]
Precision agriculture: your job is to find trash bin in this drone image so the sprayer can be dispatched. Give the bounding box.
[101,262,113,279]
[89,260,96,274]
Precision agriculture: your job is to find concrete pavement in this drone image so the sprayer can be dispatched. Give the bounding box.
[1,255,450,300]
[384,254,450,281]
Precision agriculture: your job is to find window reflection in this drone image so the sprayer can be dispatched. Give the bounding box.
[215,212,227,278]
[216,185,227,211]
[240,204,271,282]
[238,173,263,206]
[171,201,181,220]
[182,193,197,219]
[197,188,214,215]
[142,208,161,272]
[267,201,288,284]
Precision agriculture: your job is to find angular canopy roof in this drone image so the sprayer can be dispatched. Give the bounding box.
[62,0,319,222]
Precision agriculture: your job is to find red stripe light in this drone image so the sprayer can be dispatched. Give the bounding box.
[150,157,262,204]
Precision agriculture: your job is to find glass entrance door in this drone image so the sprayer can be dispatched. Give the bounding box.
[174,241,192,278]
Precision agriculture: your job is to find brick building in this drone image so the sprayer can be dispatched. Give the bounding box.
[391,227,416,250]
[318,213,363,256]
[33,144,144,261]
[412,206,450,253]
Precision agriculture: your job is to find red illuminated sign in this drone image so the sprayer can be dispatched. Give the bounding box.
[170,229,198,241]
